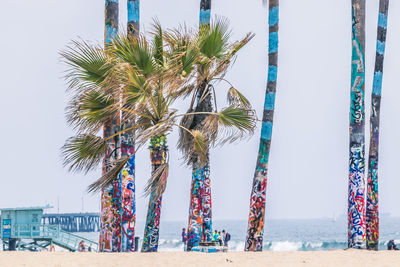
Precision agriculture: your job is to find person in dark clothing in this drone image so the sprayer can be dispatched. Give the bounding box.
[181,228,187,243]
[388,240,399,250]
[222,230,231,246]
[182,228,188,251]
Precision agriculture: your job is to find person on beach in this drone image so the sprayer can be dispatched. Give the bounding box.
[218,231,223,246]
[182,228,187,251]
[222,230,231,246]
[77,241,86,252]
[388,240,399,250]
[213,230,219,242]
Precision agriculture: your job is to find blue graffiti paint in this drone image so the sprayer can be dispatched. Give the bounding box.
[372,72,383,96]
[200,10,211,25]
[378,13,388,28]
[106,25,118,44]
[267,66,278,82]
[376,40,386,55]
[106,0,119,3]
[261,121,273,141]
[264,92,275,111]
[128,1,140,23]
[269,6,279,27]
[268,32,278,54]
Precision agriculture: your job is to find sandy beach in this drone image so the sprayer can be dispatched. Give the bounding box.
[0,250,399,267]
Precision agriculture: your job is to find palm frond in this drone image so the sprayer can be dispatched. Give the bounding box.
[143,163,169,200]
[203,106,257,145]
[112,34,156,77]
[66,90,115,133]
[227,87,251,108]
[61,40,112,92]
[61,135,107,173]
[87,157,130,193]
[150,19,164,67]
[198,17,231,59]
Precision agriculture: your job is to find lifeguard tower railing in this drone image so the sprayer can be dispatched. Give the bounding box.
[8,224,98,252]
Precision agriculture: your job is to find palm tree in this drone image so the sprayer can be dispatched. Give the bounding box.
[185,0,213,250]
[366,0,389,251]
[348,0,366,249]
[120,0,140,253]
[102,0,122,252]
[61,22,256,253]
[245,0,279,252]
[169,20,254,249]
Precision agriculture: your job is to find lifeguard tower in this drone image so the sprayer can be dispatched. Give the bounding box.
[1,206,98,251]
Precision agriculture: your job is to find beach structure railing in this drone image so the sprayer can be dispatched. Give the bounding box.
[4,224,98,252]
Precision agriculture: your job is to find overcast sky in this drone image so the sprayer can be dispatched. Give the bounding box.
[1,0,400,222]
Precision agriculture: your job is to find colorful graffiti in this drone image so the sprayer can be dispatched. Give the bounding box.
[141,136,167,252]
[348,1,366,249]
[100,116,122,252]
[245,0,279,252]
[120,128,136,252]
[201,163,212,242]
[99,0,121,253]
[366,0,389,251]
[187,165,204,250]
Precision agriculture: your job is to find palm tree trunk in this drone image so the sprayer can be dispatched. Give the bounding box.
[120,0,140,253]
[127,0,140,36]
[187,0,213,248]
[366,0,389,251]
[245,0,279,252]
[141,135,168,252]
[99,0,121,252]
[348,0,366,249]
[199,0,213,243]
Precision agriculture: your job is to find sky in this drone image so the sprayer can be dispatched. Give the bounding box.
[1,0,400,222]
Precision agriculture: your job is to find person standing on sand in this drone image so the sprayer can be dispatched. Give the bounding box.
[217,231,223,246]
[182,228,188,251]
[213,230,219,242]
[222,230,231,246]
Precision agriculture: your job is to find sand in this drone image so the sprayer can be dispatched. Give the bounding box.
[0,250,399,267]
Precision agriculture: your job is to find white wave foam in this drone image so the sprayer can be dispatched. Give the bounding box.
[269,241,302,251]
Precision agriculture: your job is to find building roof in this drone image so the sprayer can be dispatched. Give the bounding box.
[0,205,53,211]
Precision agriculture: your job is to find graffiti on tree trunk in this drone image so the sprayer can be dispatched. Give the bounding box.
[366,0,389,251]
[348,0,366,249]
[141,136,168,252]
[246,0,279,252]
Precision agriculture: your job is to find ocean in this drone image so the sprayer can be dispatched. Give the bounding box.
[76,217,400,251]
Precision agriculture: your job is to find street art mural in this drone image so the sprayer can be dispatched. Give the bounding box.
[201,163,212,242]
[99,0,121,252]
[100,117,122,252]
[120,133,136,252]
[141,136,168,252]
[119,0,139,252]
[187,165,206,250]
[246,0,279,252]
[366,0,389,251]
[348,0,366,249]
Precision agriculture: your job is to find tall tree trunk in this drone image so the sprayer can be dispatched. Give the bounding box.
[348,0,366,249]
[120,0,140,253]
[127,0,140,36]
[366,0,389,251]
[199,0,213,243]
[141,136,168,252]
[99,0,121,252]
[187,0,213,249]
[245,0,279,252]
